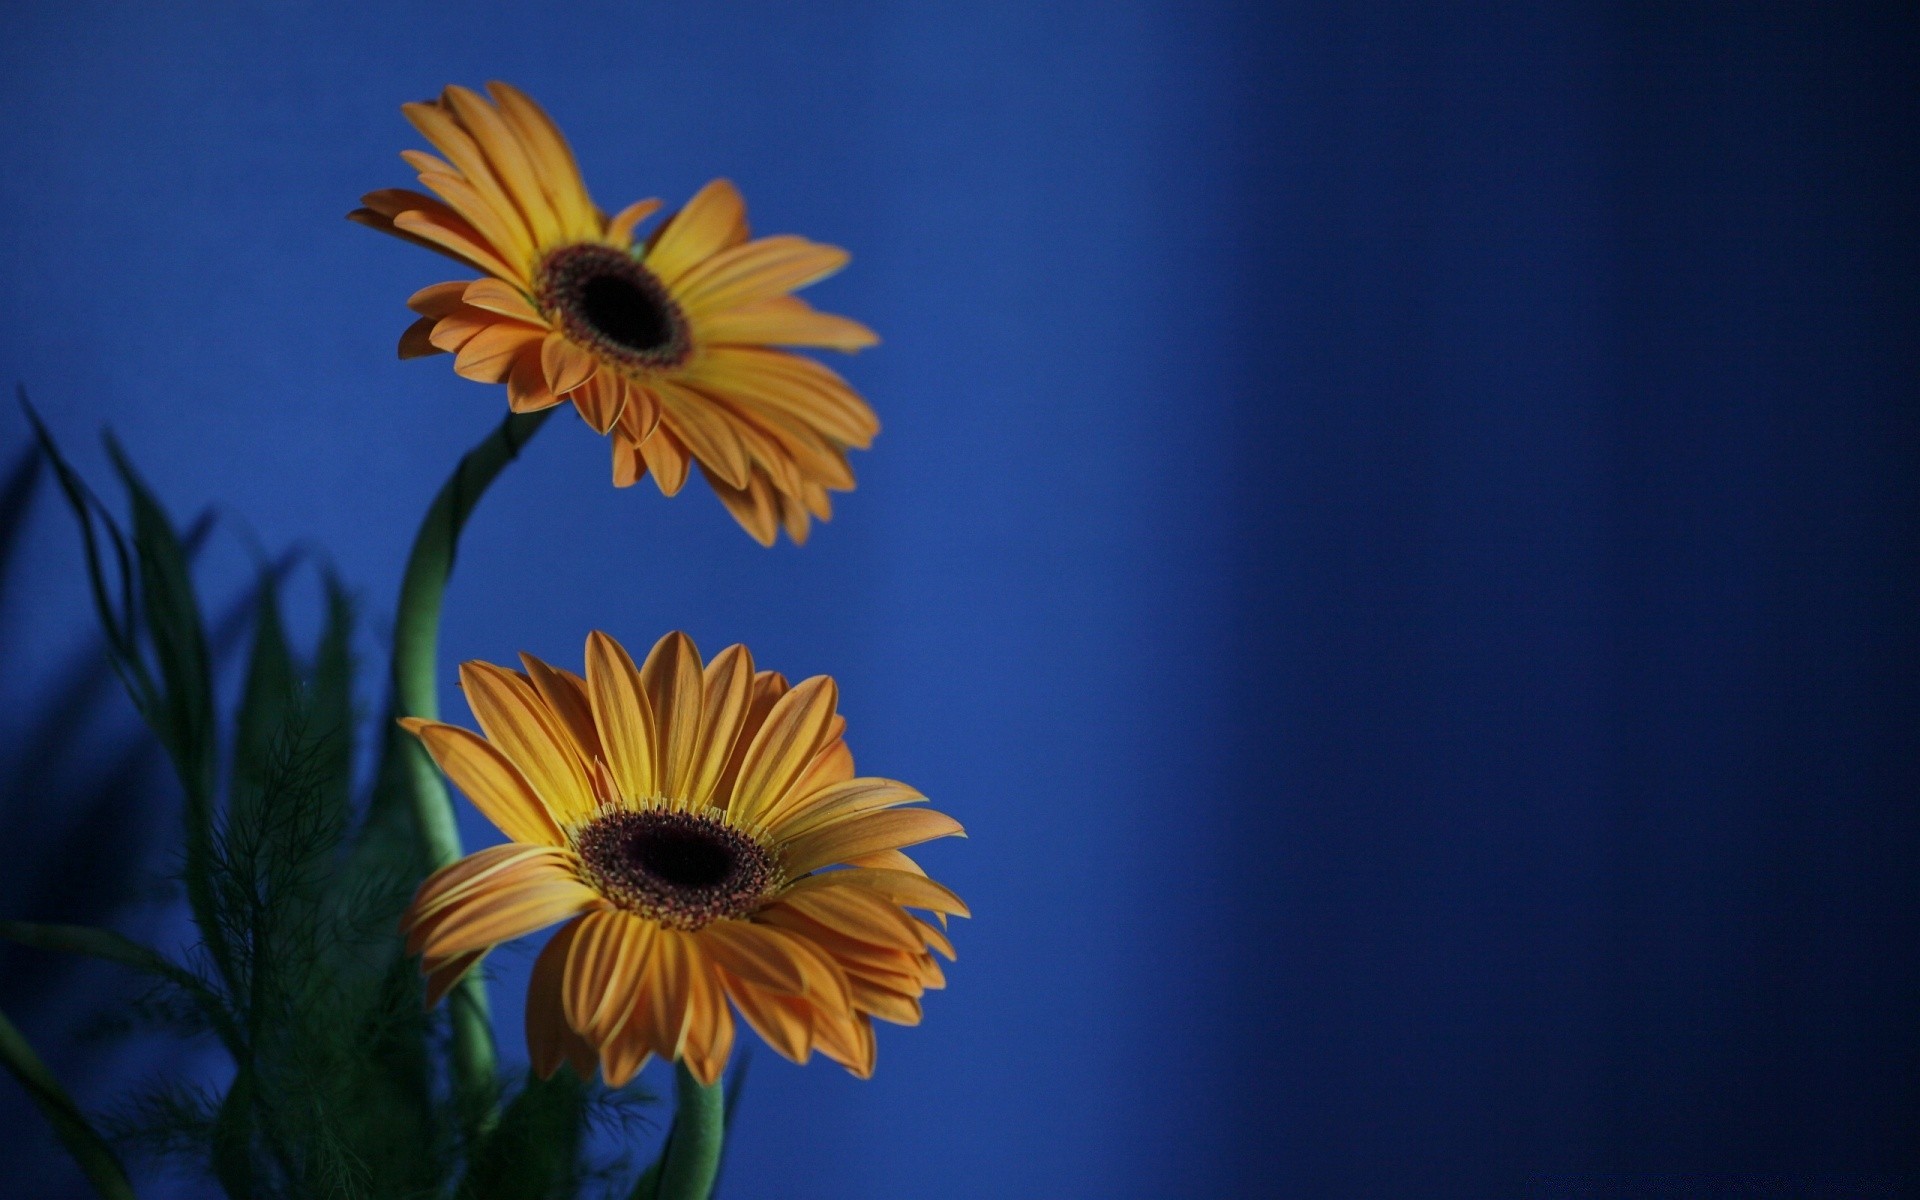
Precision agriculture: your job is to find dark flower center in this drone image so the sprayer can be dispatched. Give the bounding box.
[575,808,775,929]
[537,244,691,372]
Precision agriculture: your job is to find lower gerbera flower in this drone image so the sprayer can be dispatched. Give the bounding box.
[351,83,881,545]
[398,631,965,1086]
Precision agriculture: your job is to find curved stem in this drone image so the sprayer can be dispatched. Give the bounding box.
[656,1063,725,1200]
[385,407,553,1126]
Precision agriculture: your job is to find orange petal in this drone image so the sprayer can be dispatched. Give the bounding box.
[507,348,562,412]
[605,198,664,248]
[422,949,487,1009]
[684,644,755,807]
[541,331,597,395]
[400,716,565,845]
[408,280,474,318]
[454,321,545,383]
[441,85,562,248]
[402,100,535,254]
[528,919,601,1080]
[696,295,879,351]
[640,425,692,497]
[697,920,807,995]
[564,911,652,1044]
[616,383,663,445]
[459,661,596,823]
[568,368,627,435]
[392,209,523,284]
[406,854,602,959]
[639,631,705,800]
[518,654,603,767]
[685,346,878,449]
[414,168,535,269]
[779,887,926,954]
[780,808,966,878]
[399,316,443,359]
[764,776,926,842]
[781,867,968,920]
[711,671,789,811]
[612,432,646,489]
[645,178,748,287]
[702,466,780,547]
[655,380,751,490]
[720,974,812,1063]
[729,676,839,826]
[584,631,657,801]
[674,235,850,317]
[463,277,546,323]
[486,82,598,241]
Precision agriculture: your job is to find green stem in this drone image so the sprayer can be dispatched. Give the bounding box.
[384,407,553,1127]
[656,1063,725,1200]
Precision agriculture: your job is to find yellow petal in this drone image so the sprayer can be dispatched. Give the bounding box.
[460,661,596,824]
[400,716,565,845]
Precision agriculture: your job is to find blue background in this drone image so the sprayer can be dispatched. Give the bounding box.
[2,2,1915,1197]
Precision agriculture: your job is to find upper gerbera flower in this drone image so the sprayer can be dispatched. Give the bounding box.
[398,630,965,1086]
[350,83,880,545]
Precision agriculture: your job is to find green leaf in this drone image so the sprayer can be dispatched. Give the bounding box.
[309,571,358,822]
[0,920,241,1061]
[98,433,230,996]
[19,394,157,718]
[457,1070,589,1200]
[0,1005,137,1200]
[230,567,297,830]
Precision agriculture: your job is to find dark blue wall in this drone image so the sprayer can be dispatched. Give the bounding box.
[1,3,1913,1197]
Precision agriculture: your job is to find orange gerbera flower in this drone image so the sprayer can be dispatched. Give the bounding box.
[351,83,880,545]
[398,631,964,1086]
